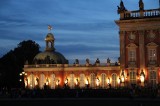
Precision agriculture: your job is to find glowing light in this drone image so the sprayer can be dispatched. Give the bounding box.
[56,79,60,86]
[86,79,89,85]
[46,78,49,85]
[65,78,68,85]
[121,76,124,82]
[140,75,145,83]
[107,78,110,84]
[96,77,100,86]
[118,78,121,84]
[140,70,145,83]
[75,78,78,85]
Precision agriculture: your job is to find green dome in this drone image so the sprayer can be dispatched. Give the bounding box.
[33,51,68,64]
[45,33,54,41]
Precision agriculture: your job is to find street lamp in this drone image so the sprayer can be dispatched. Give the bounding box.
[19,71,27,89]
[140,69,145,87]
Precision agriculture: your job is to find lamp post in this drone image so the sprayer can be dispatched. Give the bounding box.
[121,70,125,87]
[19,71,27,89]
[140,69,145,87]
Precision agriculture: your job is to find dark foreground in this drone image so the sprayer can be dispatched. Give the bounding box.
[0,88,160,106]
[0,98,160,106]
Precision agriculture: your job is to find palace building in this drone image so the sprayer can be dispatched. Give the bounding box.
[23,0,160,89]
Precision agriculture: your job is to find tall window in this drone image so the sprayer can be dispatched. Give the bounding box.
[29,74,35,89]
[112,73,117,88]
[146,42,158,63]
[101,73,106,88]
[129,50,136,61]
[40,74,45,89]
[90,73,95,88]
[148,49,156,61]
[150,71,156,87]
[50,74,55,89]
[130,71,136,84]
[69,74,75,89]
[80,74,85,88]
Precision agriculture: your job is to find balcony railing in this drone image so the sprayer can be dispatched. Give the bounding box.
[24,63,120,68]
[121,8,160,20]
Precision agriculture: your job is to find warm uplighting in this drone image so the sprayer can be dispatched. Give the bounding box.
[86,78,89,85]
[107,78,110,84]
[118,78,121,84]
[140,69,145,83]
[121,70,125,83]
[75,78,78,85]
[24,78,28,87]
[56,79,60,86]
[96,77,100,86]
[35,77,39,86]
[65,78,68,85]
[46,78,49,85]
[121,75,124,82]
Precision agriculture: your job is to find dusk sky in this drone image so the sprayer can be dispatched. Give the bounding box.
[0,0,158,64]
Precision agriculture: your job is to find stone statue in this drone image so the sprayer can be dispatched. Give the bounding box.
[96,58,100,64]
[86,58,90,64]
[75,59,79,64]
[139,0,144,10]
[117,0,127,14]
[107,58,111,63]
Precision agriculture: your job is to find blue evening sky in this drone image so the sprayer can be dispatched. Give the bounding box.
[0,0,158,64]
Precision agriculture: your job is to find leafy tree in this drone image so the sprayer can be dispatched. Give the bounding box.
[0,40,40,88]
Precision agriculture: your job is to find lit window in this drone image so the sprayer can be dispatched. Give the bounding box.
[148,49,156,61]
[129,50,136,61]
[130,71,136,84]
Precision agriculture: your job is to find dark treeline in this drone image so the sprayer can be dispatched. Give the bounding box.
[0,40,40,88]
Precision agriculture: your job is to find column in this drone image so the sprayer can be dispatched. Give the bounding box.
[139,30,145,69]
[119,31,125,69]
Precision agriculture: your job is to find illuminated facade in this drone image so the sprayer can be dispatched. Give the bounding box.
[23,0,160,89]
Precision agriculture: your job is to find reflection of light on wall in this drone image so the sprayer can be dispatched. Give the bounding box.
[46,78,49,85]
[65,78,68,84]
[56,79,60,86]
[86,79,89,85]
[121,76,124,82]
[75,78,78,85]
[140,75,145,83]
[118,78,120,84]
[107,78,110,84]
[96,78,100,86]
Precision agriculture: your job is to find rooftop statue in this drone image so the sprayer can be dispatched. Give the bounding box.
[117,0,127,14]
[139,0,144,10]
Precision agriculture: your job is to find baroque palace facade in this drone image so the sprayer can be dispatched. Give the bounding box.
[23,0,160,89]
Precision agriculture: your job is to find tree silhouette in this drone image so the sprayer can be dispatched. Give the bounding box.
[0,40,40,88]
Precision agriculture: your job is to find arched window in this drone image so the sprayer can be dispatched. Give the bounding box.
[50,74,56,89]
[69,74,75,89]
[90,73,95,88]
[29,73,35,89]
[80,74,85,88]
[112,73,117,88]
[101,73,106,88]
[40,73,45,89]
[150,70,156,87]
